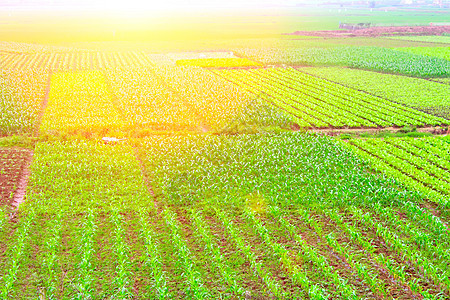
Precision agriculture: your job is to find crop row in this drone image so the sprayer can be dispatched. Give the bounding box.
[342,136,450,208]
[212,67,447,129]
[0,51,154,71]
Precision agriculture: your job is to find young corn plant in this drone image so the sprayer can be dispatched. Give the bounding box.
[163,210,210,299]
[349,206,450,292]
[367,202,449,268]
[138,210,171,299]
[294,207,389,298]
[243,208,328,300]
[0,210,35,299]
[324,207,439,298]
[191,211,245,297]
[266,206,359,299]
[110,209,133,299]
[214,209,285,298]
[324,232,388,298]
[74,210,96,300]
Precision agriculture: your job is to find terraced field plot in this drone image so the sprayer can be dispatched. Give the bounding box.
[1,134,449,299]
[213,67,448,129]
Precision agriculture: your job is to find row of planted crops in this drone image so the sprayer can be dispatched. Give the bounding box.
[1,45,450,299]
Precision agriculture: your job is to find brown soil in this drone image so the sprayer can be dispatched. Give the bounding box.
[0,148,33,207]
[11,151,33,208]
[287,25,450,38]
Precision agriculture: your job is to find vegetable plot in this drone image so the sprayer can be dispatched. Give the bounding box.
[40,71,126,137]
[395,47,450,61]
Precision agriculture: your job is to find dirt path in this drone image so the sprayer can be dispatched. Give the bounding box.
[11,150,34,208]
[34,70,52,137]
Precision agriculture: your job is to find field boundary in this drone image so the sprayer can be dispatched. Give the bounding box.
[33,71,52,137]
[11,150,34,208]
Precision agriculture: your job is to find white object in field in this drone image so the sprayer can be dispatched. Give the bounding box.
[102,137,126,143]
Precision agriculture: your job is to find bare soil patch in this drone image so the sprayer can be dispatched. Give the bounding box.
[287,25,450,38]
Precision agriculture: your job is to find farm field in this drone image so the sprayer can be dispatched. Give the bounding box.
[1,135,449,299]
[1,4,450,299]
